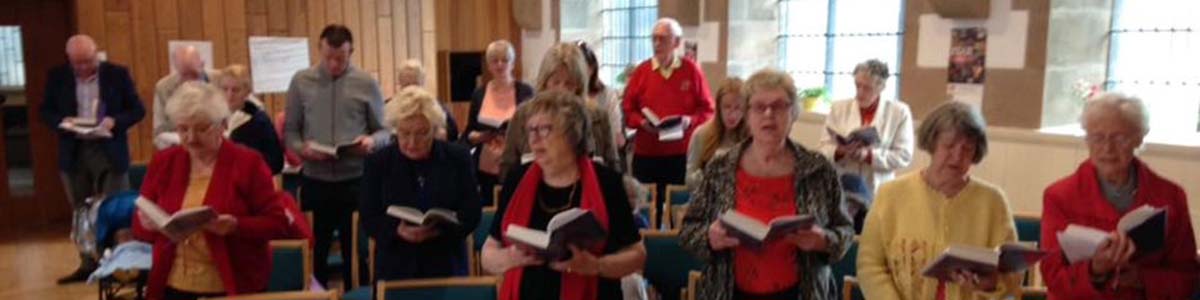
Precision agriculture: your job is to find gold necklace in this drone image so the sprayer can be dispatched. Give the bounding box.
[538,182,577,214]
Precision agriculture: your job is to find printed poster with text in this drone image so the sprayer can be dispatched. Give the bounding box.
[947,27,986,107]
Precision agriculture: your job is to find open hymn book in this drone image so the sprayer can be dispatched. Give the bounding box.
[718,210,815,248]
[386,206,460,227]
[59,118,111,138]
[134,196,218,242]
[920,243,1047,281]
[308,141,359,158]
[1056,205,1166,263]
[504,208,607,261]
[640,107,685,142]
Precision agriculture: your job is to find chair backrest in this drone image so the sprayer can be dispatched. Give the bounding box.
[664,185,690,205]
[642,230,703,300]
[376,276,499,300]
[351,212,375,288]
[1013,212,1041,244]
[266,239,312,292]
[474,208,497,252]
[831,238,858,293]
[469,207,498,276]
[201,290,337,300]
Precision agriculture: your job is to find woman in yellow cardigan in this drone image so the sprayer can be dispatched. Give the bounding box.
[857,101,1021,300]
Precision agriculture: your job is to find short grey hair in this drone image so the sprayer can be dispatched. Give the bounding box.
[654,18,683,37]
[166,81,230,125]
[1080,92,1150,136]
[385,86,446,132]
[522,90,591,157]
[396,59,425,80]
[485,40,516,63]
[853,59,890,82]
[917,101,988,163]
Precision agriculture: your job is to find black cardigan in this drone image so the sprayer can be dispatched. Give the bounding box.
[359,140,482,279]
[229,101,284,174]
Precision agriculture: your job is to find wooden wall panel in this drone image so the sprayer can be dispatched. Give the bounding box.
[343,0,363,67]
[77,0,107,46]
[70,0,438,164]
[361,0,379,79]
[224,0,250,66]
[305,0,326,65]
[266,0,289,36]
[202,0,228,67]
[177,0,203,40]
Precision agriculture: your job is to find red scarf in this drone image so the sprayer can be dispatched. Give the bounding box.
[499,157,610,300]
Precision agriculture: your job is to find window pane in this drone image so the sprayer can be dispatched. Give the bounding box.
[0,26,24,88]
[777,0,903,105]
[601,0,657,86]
[1107,0,1200,138]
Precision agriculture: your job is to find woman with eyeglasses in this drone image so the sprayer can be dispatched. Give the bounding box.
[1039,93,1197,299]
[359,86,482,281]
[480,91,646,300]
[680,69,854,300]
[133,82,289,300]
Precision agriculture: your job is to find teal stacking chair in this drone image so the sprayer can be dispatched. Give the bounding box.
[642,230,704,300]
[266,239,312,292]
[376,276,499,300]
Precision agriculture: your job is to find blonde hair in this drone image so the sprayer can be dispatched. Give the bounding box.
[486,40,516,63]
[743,68,799,116]
[166,81,230,125]
[396,59,425,81]
[535,42,590,98]
[385,86,446,132]
[216,64,253,91]
[693,77,746,168]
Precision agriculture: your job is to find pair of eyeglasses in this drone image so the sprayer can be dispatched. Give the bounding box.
[177,123,218,136]
[748,101,793,116]
[1085,133,1137,147]
[525,124,555,140]
[395,129,432,141]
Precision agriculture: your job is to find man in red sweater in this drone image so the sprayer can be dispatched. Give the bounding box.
[622,18,714,221]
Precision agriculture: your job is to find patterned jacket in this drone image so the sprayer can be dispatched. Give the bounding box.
[680,139,854,300]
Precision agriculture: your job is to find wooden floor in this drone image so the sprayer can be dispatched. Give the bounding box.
[0,225,100,300]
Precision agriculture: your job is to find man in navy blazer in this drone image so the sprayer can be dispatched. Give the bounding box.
[39,34,145,284]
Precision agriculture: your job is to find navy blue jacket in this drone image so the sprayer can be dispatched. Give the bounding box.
[229,101,284,174]
[359,140,482,279]
[40,62,146,173]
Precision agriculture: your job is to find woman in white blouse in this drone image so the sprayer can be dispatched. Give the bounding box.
[818,59,914,227]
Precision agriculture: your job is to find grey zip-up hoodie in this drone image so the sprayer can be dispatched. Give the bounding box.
[284,64,391,182]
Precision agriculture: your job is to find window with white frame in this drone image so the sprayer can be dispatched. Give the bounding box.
[777,0,904,104]
[1106,0,1200,141]
[0,26,24,89]
[600,0,657,89]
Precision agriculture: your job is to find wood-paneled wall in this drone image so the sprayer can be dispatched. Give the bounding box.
[73,0,436,164]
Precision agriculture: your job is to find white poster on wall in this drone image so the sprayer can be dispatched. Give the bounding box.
[167,40,214,72]
[916,0,1028,69]
[248,36,310,93]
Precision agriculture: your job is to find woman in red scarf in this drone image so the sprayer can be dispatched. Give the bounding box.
[480,91,646,300]
[132,82,288,300]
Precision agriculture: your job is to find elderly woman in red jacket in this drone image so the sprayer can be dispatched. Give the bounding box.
[133,82,288,300]
[1040,93,1197,299]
